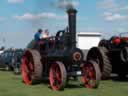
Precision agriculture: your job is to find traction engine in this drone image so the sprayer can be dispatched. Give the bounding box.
[21,8,101,90]
[87,32,128,79]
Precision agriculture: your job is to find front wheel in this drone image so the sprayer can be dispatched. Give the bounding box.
[49,61,67,90]
[81,60,101,88]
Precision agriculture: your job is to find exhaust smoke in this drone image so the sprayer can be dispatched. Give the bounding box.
[54,0,79,10]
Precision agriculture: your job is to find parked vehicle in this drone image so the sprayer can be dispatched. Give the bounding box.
[86,32,128,79]
[11,49,24,74]
[0,49,14,70]
[0,49,24,74]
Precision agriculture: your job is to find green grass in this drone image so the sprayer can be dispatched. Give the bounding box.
[0,71,128,96]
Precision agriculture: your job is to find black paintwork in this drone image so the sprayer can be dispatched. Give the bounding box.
[99,34,128,74]
[27,8,84,77]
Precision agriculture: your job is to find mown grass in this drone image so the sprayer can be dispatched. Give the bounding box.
[0,71,128,96]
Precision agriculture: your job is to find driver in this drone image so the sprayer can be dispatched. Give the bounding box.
[34,29,43,42]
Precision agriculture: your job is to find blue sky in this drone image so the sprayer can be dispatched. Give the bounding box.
[0,0,128,48]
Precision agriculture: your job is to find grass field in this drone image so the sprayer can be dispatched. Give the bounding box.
[0,71,128,96]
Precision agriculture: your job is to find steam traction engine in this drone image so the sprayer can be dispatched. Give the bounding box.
[21,8,101,90]
[86,32,128,79]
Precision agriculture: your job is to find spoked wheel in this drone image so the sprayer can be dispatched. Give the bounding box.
[21,49,42,85]
[49,61,67,90]
[81,60,101,88]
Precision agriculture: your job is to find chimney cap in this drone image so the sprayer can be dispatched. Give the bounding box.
[67,8,77,14]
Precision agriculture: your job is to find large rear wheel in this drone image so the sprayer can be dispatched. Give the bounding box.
[87,47,112,79]
[21,49,42,85]
[49,61,67,90]
[81,60,101,88]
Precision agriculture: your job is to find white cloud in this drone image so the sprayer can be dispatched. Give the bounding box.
[98,0,128,12]
[14,12,67,20]
[14,13,37,20]
[38,13,57,19]
[117,6,128,11]
[98,0,117,10]
[103,12,128,21]
[108,6,128,12]
[103,12,113,17]
[8,0,24,4]
[57,0,79,9]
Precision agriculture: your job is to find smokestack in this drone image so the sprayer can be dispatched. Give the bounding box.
[67,8,77,47]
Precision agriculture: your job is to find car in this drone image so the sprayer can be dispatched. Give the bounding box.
[11,49,24,74]
[0,49,14,70]
[0,49,24,74]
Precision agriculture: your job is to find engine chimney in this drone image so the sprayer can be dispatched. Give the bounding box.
[67,8,77,47]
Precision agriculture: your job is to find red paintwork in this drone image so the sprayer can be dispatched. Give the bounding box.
[113,37,121,44]
[81,63,95,88]
[49,63,62,90]
[21,57,34,85]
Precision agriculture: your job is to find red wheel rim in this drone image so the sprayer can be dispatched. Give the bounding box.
[82,63,96,88]
[49,63,62,90]
[22,52,34,85]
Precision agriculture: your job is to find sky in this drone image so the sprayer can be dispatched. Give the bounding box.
[0,0,128,48]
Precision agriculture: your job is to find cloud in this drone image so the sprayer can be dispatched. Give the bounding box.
[98,0,128,22]
[116,6,128,12]
[98,0,128,12]
[103,12,128,21]
[56,0,79,9]
[14,12,67,20]
[8,0,24,4]
[108,6,128,12]
[14,13,37,20]
[98,0,117,10]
